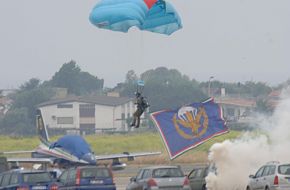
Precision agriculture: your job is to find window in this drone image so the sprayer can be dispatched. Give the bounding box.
[195,168,203,178]
[188,169,197,179]
[142,170,151,179]
[153,168,184,178]
[67,169,76,183]
[0,174,3,186]
[57,104,73,108]
[262,166,271,176]
[22,173,51,183]
[79,104,95,117]
[255,167,265,178]
[57,117,73,124]
[2,174,11,186]
[136,170,144,180]
[278,164,290,175]
[269,166,276,175]
[10,173,18,184]
[59,171,68,183]
[81,168,110,178]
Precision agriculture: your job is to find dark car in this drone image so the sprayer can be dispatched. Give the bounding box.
[187,165,209,190]
[187,163,216,190]
[0,169,57,190]
[56,166,116,190]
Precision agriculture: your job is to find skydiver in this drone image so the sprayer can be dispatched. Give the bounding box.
[130,92,149,128]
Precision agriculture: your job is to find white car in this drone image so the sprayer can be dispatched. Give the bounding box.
[246,161,290,190]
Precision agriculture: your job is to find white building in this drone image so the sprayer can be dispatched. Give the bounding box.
[38,95,137,135]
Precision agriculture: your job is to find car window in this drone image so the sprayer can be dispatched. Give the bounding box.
[0,174,3,186]
[81,168,110,178]
[2,174,11,186]
[10,173,18,185]
[269,165,276,175]
[153,168,184,178]
[68,169,76,181]
[196,168,203,178]
[262,166,271,176]
[136,169,144,180]
[59,170,68,183]
[142,169,150,179]
[22,172,51,183]
[188,169,197,179]
[278,164,290,175]
[255,167,265,178]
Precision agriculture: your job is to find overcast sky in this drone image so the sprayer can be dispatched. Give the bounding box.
[0,0,289,89]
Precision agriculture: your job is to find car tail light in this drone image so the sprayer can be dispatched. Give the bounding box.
[147,178,157,187]
[274,175,279,185]
[76,168,81,185]
[183,177,190,186]
[50,184,58,190]
[17,186,29,190]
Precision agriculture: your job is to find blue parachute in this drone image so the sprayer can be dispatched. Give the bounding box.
[89,0,182,35]
[141,1,182,35]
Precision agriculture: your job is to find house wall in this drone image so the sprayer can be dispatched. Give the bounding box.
[39,100,135,134]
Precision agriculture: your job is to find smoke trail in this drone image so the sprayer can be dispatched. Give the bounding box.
[206,90,290,190]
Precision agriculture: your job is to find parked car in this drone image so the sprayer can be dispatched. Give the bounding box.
[187,163,216,190]
[0,168,57,190]
[56,165,116,190]
[187,164,208,190]
[126,165,191,190]
[246,161,290,190]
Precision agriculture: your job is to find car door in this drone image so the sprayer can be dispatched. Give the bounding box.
[1,173,11,190]
[66,168,76,188]
[260,166,271,189]
[252,166,265,190]
[127,169,144,190]
[188,167,206,190]
[137,169,151,190]
[57,170,69,189]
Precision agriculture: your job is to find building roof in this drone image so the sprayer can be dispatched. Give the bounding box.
[38,95,133,107]
[215,98,256,107]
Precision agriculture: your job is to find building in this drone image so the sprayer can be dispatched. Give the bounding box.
[38,95,138,135]
[215,97,256,122]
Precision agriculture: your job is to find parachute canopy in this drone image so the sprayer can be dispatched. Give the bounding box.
[89,0,182,35]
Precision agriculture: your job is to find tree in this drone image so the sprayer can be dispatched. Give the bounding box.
[49,60,104,95]
[120,67,206,112]
[0,78,54,136]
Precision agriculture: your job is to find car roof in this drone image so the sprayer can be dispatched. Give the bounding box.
[1,169,49,174]
[75,165,109,170]
[141,165,181,170]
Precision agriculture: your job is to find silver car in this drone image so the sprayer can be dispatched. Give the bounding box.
[126,165,191,190]
[246,161,290,190]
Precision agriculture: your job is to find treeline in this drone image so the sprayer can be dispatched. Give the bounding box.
[0,60,288,136]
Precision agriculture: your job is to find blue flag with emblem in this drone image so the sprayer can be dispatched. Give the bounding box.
[151,98,228,159]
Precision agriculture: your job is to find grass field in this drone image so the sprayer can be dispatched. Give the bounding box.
[0,130,241,164]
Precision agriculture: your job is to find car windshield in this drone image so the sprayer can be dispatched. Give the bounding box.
[278,164,290,175]
[22,172,51,183]
[81,168,111,178]
[153,168,184,178]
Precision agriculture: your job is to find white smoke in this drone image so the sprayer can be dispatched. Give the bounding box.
[206,89,290,190]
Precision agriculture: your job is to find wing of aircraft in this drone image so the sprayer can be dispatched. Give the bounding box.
[2,109,161,169]
[95,152,161,161]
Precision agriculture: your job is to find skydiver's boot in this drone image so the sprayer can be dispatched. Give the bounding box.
[135,117,140,128]
[130,116,136,127]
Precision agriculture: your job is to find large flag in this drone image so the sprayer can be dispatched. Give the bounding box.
[151,98,228,159]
